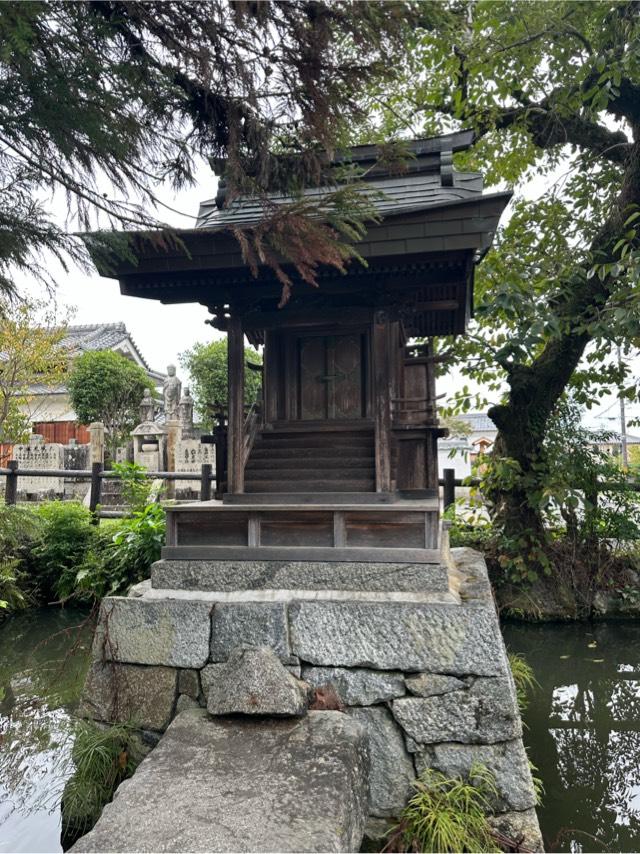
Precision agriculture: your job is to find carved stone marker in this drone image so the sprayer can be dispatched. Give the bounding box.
[13,436,64,496]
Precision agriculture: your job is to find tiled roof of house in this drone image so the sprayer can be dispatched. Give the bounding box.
[61,323,161,378]
[461,412,497,433]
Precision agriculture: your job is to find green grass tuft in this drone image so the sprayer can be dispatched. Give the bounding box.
[508,651,538,712]
[385,763,500,853]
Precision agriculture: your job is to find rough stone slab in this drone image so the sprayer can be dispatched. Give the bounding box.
[79,662,177,732]
[151,559,449,593]
[414,740,538,812]
[211,601,294,663]
[289,601,506,675]
[207,646,308,716]
[71,709,369,853]
[176,694,200,713]
[487,809,544,852]
[94,597,211,668]
[348,707,415,817]
[405,673,467,697]
[393,677,521,745]
[302,666,405,706]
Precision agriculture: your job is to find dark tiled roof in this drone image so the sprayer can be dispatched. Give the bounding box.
[461,413,497,432]
[196,171,484,229]
[61,324,165,382]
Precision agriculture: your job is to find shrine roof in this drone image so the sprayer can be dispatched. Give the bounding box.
[196,170,485,229]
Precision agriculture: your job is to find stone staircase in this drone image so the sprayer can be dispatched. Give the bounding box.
[244,429,375,493]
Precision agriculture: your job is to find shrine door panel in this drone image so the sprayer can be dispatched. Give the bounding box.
[298,333,365,420]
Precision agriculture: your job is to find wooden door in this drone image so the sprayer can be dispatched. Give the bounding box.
[298,333,365,420]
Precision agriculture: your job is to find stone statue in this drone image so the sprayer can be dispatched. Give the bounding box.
[178,387,195,431]
[163,364,182,421]
[139,388,156,424]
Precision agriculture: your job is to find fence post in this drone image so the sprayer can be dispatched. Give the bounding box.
[89,422,105,465]
[89,461,103,524]
[443,468,456,512]
[5,460,18,505]
[200,463,212,502]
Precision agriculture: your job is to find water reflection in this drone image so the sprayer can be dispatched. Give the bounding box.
[0,608,93,853]
[503,621,640,852]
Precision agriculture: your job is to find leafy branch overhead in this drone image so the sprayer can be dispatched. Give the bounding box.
[0,1,416,299]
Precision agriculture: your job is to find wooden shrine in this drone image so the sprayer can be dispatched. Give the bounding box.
[91,131,509,562]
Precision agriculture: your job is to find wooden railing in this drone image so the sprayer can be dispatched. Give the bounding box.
[0,462,214,520]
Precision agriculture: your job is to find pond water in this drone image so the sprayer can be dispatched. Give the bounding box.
[0,608,93,854]
[503,620,640,853]
[1,611,639,853]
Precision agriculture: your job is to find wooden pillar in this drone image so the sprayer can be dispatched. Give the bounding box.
[372,311,392,492]
[227,316,245,493]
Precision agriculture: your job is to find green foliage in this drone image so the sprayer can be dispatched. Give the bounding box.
[32,502,95,601]
[377,2,640,555]
[110,462,157,512]
[0,504,43,611]
[508,652,538,713]
[61,720,144,844]
[0,301,67,443]
[67,351,149,453]
[0,1,413,298]
[0,560,26,611]
[386,764,499,853]
[76,505,166,600]
[179,338,262,422]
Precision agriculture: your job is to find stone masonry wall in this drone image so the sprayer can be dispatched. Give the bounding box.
[79,548,542,850]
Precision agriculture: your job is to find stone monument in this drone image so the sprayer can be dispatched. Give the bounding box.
[178,387,195,436]
[139,388,157,424]
[163,365,182,422]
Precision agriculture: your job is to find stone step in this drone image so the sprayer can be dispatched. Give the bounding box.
[70,709,369,854]
[151,558,450,593]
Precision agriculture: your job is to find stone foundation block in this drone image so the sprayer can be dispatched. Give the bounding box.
[79,662,177,732]
[348,707,415,817]
[210,601,294,663]
[151,559,450,593]
[405,672,467,697]
[94,597,211,668]
[302,666,405,706]
[414,740,538,812]
[393,677,520,744]
[289,601,506,674]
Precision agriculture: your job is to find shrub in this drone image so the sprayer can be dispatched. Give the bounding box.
[110,461,157,512]
[0,504,43,610]
[76,504,166,599]
[385,764,499,853]
[31,501,96,601]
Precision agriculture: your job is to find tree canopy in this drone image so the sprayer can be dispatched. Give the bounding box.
[0,0,416,299]
[67,350,149,452]
[180,339,262,423]
[378,0,640,556]
[0,302,67,444]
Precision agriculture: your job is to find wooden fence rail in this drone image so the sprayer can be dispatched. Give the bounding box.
[2,465,638,518]
[0,462,215,518]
